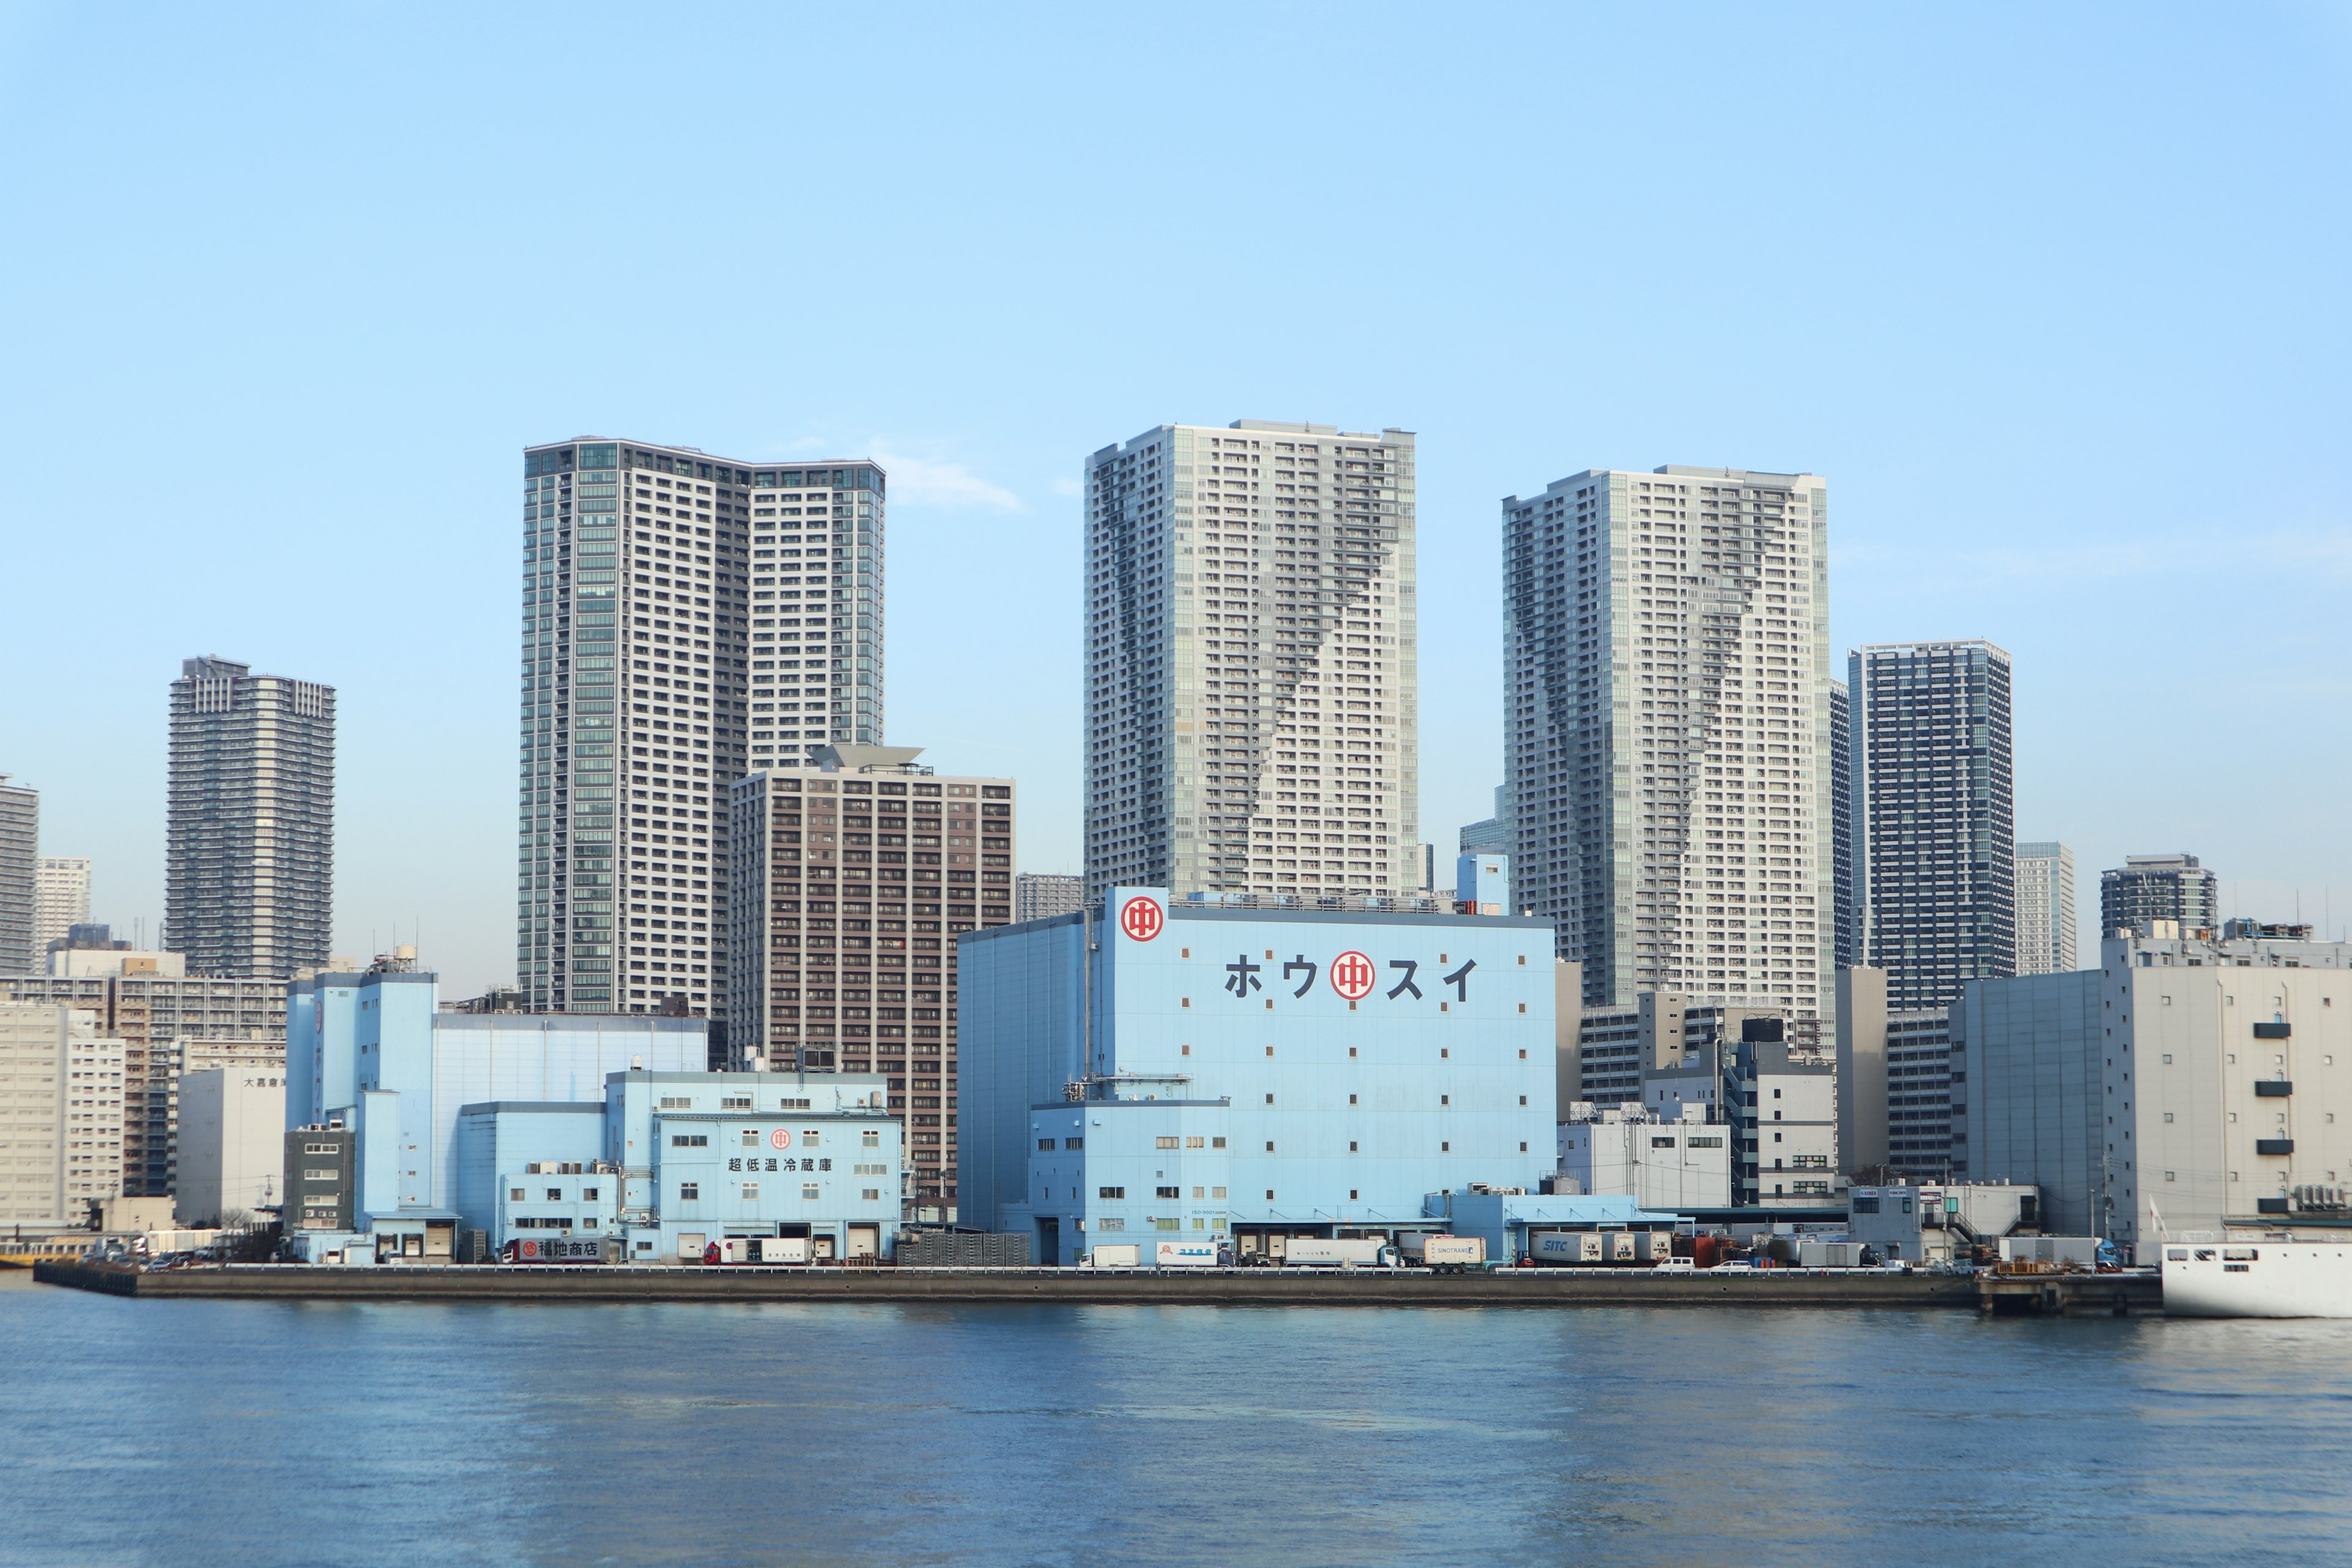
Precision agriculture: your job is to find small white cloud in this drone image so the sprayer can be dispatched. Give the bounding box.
[1051,475,1083,498]
[870,447,1021,512]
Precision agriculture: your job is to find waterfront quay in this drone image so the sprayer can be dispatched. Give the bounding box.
[35,1260,2004,1307]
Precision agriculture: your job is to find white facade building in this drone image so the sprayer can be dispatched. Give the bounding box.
[0,1001,126,1226]
[32,857,89,959]
[1083,420,1419,899]
[1502,467,1833,1020]
[1968,930,2352,1253]
[175,1065,285,1225]
[1557,1108,1731,1209]
[2015,841,2078,975]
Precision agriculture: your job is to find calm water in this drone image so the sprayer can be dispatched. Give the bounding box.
[5,1273,2352,1567]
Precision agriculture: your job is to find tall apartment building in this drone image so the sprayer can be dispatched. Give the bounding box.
[1503,467,1833,1018]
[728,748,1013,1214]
[0,776,34,975]
[1083,420,1419,900]
[166,657,335,978]
[3,970,284,1197]
[1830,679,1856,970]
[34,857,91,959]
[0,1001,126,1226]
[2015,841,2078,975]
[515,437,884,1022]
[2100,853,2218,937]
[1849,641,2015,1010]
[1460,785,1512,856]
[1014,873,1084,922]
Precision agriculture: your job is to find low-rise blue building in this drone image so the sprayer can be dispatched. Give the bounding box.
[960,889,1563,1263]
[454,1071,903,1262]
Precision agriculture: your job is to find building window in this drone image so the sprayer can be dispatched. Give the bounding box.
[741,1129,761,1147]
[679,1183,699,1201]
[1065,1137,1083,1150]
[671,1134,708,1148]
[862,1188,880,1201]
[509,1188,524,1200]
[1155,1186,1180,1199]
[741,1183,760,1200]
[802,1183,821,1200]
[1097,1218,1125,1232]
[1156,1136,1180,1149]
[1098,1186,1125,1199]
[1037,1138,1054,1152]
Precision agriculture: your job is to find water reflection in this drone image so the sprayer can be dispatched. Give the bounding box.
[3,1281,2349,1567]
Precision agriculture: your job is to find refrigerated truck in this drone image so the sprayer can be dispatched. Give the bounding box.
[1282,1238,1400,1268]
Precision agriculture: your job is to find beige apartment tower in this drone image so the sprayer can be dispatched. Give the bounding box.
[34,857,91,959]
[1084,420,1419,900]
[1504,467,1834,1020]
[728,747,1013,1214]
[516,438,884,1022]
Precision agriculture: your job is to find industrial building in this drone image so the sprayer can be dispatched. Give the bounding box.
[282,954,704,1259]
[960,889,1559,1264]
[1556,1107,1730,1209]
[1965,925,2352,1254]
[451,1070,902,1263]
[1455,852,1508,916]
[1846,1182,2038,1265]
[174,1065,284,1226]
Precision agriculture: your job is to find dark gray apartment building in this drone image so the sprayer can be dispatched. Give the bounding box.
[166,658,335,979]
[1848,640,2015,1010]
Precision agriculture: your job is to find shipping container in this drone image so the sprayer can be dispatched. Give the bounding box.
[1796,1241,1866,1268]
[1398,1234,1487,1270]
[1634,1231,1678,1264]
[1527,1231,1605,1266]
[897,1231,1033,1268]
[755,1237,809,1265]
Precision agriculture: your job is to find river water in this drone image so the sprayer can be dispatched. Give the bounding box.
[4,1272,2351,1567]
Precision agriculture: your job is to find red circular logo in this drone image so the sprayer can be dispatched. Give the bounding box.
[769,1128,793,1150]
[1120,896,1164,942]
[1330,950,1377,1001]
[519,1240,539,1260]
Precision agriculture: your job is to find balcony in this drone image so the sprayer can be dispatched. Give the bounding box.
[2253,1020,2292,1039]
[2255,1138,2295,1156]
[2254,1080,2293,1098]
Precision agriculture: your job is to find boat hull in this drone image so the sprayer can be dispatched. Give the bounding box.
[2162,1240,2352,1318]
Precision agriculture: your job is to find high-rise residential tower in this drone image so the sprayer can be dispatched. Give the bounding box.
[516,438,884,1022]
[1503,467,1834,1019]
[2099,853,2218,937]
[1084,420,1419,900]
[165,658,335,979]
[34,857,91,960]
[729,745,1014,1214]
[1849,640,2016,1009]
[1014,872,1084,922]
[2015,840,2078,974]
[1830,679,1856,970]
[0,777,32,975]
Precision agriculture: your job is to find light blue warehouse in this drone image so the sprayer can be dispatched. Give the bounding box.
[283,959,704,1261]
[960,889,1562,1263]
[454,1071,903,1262]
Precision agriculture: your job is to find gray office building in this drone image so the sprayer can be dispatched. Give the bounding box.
[515,437,885,1023]
[1460,785,1511,856]
[1014,873,1084,923]
[1849,640,2015,1011]
[2100,853,2217,938]
[0,777,34,975]
[166,659,336,979]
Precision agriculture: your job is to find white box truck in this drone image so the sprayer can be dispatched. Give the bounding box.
[1089,1243,1142,1268]
[1398,1234,1488,1272]
[1155,1238,1222,1268]
[1283,1238,1399,1268]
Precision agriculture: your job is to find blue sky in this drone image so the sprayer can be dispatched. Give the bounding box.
[2,6,2347,995]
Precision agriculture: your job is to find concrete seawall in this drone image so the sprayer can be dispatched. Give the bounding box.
[34,1261,1981,1308]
